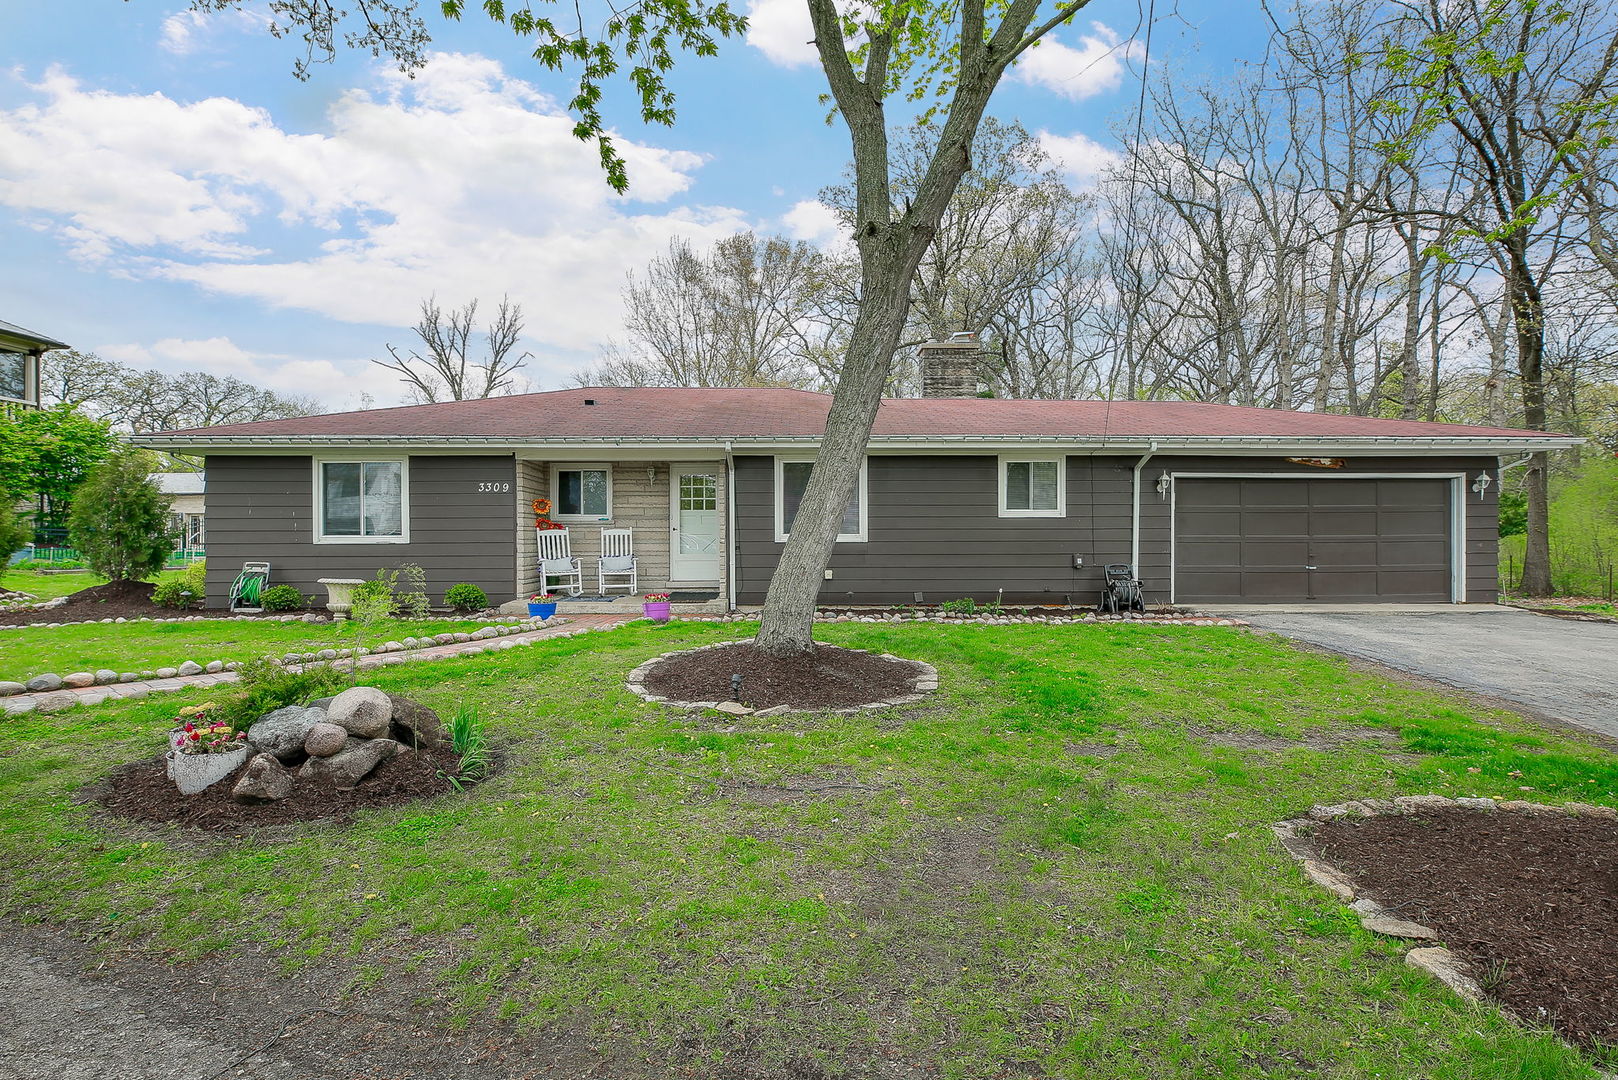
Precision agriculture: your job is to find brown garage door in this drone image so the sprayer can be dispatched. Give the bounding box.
[1175,477,1452,602]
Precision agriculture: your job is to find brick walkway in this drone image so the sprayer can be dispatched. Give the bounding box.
[0,614,633,717]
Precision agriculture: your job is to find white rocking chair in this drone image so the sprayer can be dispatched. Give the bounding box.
[536,527,583,596]
[597,528,638,594]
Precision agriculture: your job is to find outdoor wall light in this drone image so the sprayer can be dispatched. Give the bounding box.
[646,465,657,483]
[1472,471,1493,499]
[1156,471,1172,499]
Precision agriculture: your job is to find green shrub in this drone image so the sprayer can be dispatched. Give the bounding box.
[444,582,489,611]
[0,505,30,585]
[153,560,207,608]
[66,448,174,582]
[260,584,304,611]
[212,657,347,731]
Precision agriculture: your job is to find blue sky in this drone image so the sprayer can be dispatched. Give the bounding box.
[0,1,1269,408]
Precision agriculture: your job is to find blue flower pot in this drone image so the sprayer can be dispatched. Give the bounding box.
[528,602,557,620]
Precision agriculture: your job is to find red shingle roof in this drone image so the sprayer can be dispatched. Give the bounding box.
[146,387,1566,441]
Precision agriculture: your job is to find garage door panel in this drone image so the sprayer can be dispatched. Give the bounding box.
[1177,479,1241,508]
[1310,508,1379,537]
[1314,480,1379,506]
[1309,539,1379,565]
[1176,509,1242,536]
[1175,477,1452,603]
[1244,509,1311,535]
[1240,539,1312,567]
[1241,481,1309,508]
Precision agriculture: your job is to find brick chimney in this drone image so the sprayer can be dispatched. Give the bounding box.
[918,331,983,398]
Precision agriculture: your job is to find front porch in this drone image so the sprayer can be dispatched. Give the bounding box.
[510,457,730,609]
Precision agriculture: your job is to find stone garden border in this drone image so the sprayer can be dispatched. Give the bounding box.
[624,641,939,716]
[673,612,1246,628]
[0,608,545,632]
[0,617,613,716]
[1274,794,1618,1007]
[0,618,561,694]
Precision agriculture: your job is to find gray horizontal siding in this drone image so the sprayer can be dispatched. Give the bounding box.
[734,452,1502,606]
[203,454,518,608]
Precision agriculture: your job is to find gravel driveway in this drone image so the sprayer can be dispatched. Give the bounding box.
[1232,606,1618,740]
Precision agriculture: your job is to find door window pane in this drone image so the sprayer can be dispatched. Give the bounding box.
[781,461,860,537]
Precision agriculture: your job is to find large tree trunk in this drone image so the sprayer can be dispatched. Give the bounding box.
[754,237,922,655]
[1506,240,1554,597]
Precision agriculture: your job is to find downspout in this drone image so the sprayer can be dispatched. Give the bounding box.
[1496,452,1533,483]
[724,440,737,612]
[1131,442,1159,572]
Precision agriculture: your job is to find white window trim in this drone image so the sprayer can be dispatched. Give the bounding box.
[552,463,614,523]
[312,456,411,544]
[997,455,1066,518]
[774,456,868,543]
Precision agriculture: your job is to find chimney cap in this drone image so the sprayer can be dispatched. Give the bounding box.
[947,330,978,344]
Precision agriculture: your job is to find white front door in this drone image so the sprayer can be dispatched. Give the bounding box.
[670,471,721,581]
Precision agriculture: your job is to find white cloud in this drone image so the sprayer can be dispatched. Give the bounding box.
[746,0,819,68]
[781,198,843,246]
[158,8,266,56]
[0,54,752,359]
[1038,129,1120,188]
[1015,22,1145,101]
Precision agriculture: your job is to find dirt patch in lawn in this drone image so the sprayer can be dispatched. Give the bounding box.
[0,580,235,626]
[1311,808,1618,1049]
[91,745,467,832]
[643,642,921,709]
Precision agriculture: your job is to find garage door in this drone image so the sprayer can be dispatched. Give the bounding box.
[1174,477,1452,602]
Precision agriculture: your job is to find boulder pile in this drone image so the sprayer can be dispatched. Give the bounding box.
[235,686,446,803]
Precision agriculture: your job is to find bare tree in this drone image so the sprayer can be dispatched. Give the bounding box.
[375,297,532,403]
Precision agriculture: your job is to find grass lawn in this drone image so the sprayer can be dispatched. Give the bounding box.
[0,615,526,679]
[4,569,116,600]
[2,621,1614,1077]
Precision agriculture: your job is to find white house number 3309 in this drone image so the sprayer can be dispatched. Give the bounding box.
[477,481,511,493]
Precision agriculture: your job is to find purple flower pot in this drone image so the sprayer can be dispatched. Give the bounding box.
[643,601,672,623]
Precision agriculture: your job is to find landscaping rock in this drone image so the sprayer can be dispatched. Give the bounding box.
[299,737,407,790]
[204,660,225,674]
[93,669,120,685]
[34,691,79,714]
[155,667,178,680]
[232,753,294,803]
[24,674,62,693]
[1301,859,1356,902]
[1351,899,1438,939]
[0,681,23,697]
[1393,795,1453,812]
[385,694,447,750]
[327,686,393,737]
[177,661,204,677]
[247,705,326,763]
[304,722,348,758]
[1453,797,1498,811]
[1405,947,1484,1002]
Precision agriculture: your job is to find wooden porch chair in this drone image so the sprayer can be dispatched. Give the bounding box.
[597,528,638,594]
[536,527,583,596]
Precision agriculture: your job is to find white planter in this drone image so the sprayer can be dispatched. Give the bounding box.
[317,578,366,621]
[167,744,250,795]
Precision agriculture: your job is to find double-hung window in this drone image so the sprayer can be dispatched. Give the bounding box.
[775,457,867,543]
[0,351,28,402]
[999,457,1065,517]
[315,458,408,542]
[554,465,612,521]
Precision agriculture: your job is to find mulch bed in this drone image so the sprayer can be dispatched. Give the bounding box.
[1312,809,1618,1049]
[93,745,466,832]
[0,580,231,627]
[643,642,919,709]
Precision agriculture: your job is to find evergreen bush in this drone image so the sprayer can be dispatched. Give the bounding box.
[66,448,174,583]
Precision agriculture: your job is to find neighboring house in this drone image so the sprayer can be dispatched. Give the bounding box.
[133,336,1578,610]
[152,472,206,550]
[0,318,67,410]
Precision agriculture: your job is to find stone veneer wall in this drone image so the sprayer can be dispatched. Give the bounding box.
[515,460,728,596]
